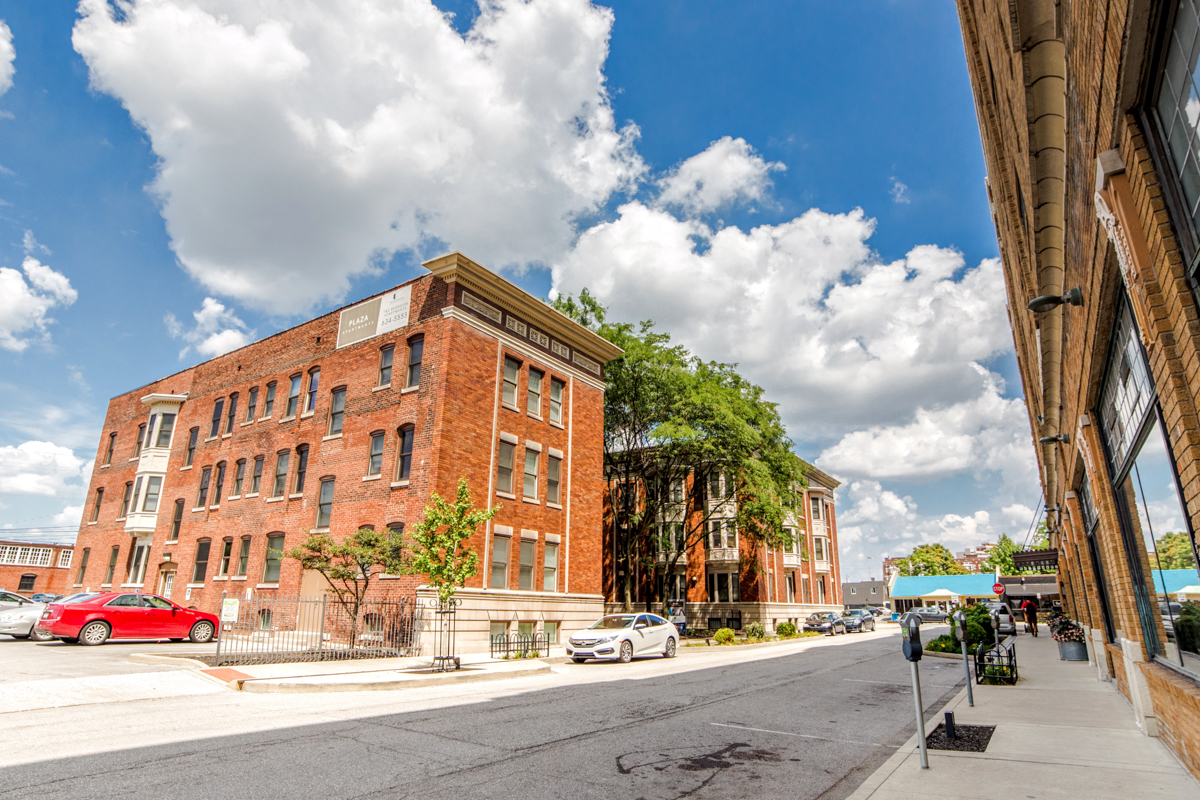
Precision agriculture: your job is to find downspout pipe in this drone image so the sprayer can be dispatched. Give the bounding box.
[1022,1,1067,513]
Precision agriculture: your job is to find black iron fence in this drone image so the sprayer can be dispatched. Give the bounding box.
[975,639,1018,685]
[210,592,422,667]
[490,631,550,659]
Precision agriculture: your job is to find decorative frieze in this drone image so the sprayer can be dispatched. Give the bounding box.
[462,291,502,324]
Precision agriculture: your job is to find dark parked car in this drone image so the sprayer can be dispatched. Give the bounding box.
[910,606,949,623]
[37,592,219,646]
[30,593,61,604]
[803,612,846,636]
[841,609,877,632]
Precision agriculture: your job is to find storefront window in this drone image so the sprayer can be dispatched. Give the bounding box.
[1117,419,1200,676]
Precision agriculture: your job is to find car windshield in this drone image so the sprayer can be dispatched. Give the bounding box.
[845,610,864,617]
[808,613,834,621]
[589,615,636,630]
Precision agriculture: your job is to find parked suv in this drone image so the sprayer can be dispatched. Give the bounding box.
[983,601,1017,636]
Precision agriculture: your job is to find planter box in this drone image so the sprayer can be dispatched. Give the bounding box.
[1057,640,1088,661]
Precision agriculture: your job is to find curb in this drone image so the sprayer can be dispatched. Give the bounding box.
[129,653,209,668]
[238,661,553,693]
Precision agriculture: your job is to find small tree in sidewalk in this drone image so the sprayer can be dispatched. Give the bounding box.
[284,526,407,644]
[407,477,499,604]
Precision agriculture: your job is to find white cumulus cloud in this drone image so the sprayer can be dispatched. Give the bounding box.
[0,256,78,352]
[166,297,254,359]
[656,136,783,214]
[0,441,89,497]
[72,0,644,315]
[0,20,14,97]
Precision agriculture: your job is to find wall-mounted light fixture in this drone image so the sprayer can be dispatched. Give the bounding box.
[1038,434,1070,444]
[1027,287,1083,313]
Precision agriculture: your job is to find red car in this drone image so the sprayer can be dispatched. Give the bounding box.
[37,592,218,646]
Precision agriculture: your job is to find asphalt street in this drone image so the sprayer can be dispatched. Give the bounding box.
[0,636,213,683]
[0,629,964,800]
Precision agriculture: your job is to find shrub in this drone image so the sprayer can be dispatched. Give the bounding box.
[714,628,735,644]
[776,621,797,637]
[924,634,960,653]
[948,605,992,648]
[745,621,766,640]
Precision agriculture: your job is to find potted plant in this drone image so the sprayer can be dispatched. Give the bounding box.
[1052,618,1088,661]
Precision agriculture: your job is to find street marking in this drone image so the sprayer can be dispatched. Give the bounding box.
[711,722,890,748]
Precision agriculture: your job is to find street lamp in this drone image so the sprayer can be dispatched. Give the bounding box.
[1038,433,1070,444]
[1027,286,1083,313]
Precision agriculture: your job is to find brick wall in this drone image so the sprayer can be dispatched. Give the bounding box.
[0,541,74,596]
[1142,662,1200,779]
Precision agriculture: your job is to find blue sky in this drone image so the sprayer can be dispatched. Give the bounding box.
[0,1,1035,579]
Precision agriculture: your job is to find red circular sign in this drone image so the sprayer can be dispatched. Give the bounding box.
[992,583,1005,594]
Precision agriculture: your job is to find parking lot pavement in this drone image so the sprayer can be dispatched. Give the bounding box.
[0,636,215,683]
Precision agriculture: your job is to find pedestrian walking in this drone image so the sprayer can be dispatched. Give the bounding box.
[1021,599,1038,637]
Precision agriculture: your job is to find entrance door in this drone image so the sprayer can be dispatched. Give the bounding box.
[158,570,175,599]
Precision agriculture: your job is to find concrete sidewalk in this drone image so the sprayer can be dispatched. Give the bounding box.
[847,632,1200,800]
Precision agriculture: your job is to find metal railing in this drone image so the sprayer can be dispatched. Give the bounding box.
[490,631,550,659]
[211,592,422,666]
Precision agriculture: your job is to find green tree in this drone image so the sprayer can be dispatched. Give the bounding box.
[407,477,499,604]
[552,292,806,613]
[1154,531,1197,570]
[285,525,407,637]
[985,531,1056,575]
[895,544,966,576]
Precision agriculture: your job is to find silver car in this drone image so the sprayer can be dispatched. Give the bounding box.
[0,601,54,640]
[567,613,679,663]
[0,591,33,613]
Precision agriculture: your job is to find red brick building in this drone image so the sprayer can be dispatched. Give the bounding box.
[603,462,842,633]
[0,540,75,597]
[72,253,620,650]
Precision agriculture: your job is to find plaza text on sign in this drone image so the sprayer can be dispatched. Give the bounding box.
[337,285,412,348]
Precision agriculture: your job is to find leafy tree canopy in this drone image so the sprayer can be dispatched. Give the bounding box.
[407,477,499,604]
[285,525,407,622]
[895,543,967,577]
[984,532,1056,575]
[552,291,806,612]
[1155,531,1197,571]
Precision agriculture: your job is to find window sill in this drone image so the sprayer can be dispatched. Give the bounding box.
[546,502,562,510]
[528,413,543,421]
[310,528,329,534]
[245,493,259,498]
[259,415,272,422]
[213,576,228,581]
[401,385,419,395]
[300,411,314,419]
[372,384,391,393]
[230,576,247,581]
[180,466,192,471]
[87,521,98,526]
[221,433,232,439]
[101,584,112,588]
[549,421,565,430]
[288,493,303,500]
[100,464,110,469]
[73,583,83,588]
[121,583,145,588]
[165,540,178,545]
[116,516,127,522]
[362,475,382,482]
[241,421,254,427]
[278,416,296,424]
[256,583,279,589]
[129,457,140,462]
[265,497,285,504]
[501,403,518,412]
[522,497,540,505]
[186,583,205,589]
[391,480,411,488]
[191,507,205,513]
[204,437,218,443]
[228,495,241,501]
[322,433,342,441]
[496,491,516,500]
[209,505,220,511]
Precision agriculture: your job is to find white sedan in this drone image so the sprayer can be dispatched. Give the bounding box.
[567,613,679,663]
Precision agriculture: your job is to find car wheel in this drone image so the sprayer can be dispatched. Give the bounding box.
[188,621,215,643]
[618,640,633,663]
[664,637,677,658]
[31,627,55,642]
[79,621,110,646]
[572,657,587,664]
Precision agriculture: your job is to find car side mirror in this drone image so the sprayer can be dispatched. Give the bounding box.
[635,622,646,629]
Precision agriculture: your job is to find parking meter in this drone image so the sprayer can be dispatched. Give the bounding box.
[901,613,922,661]
[952,609,966,642]
[989,608,1000,646]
